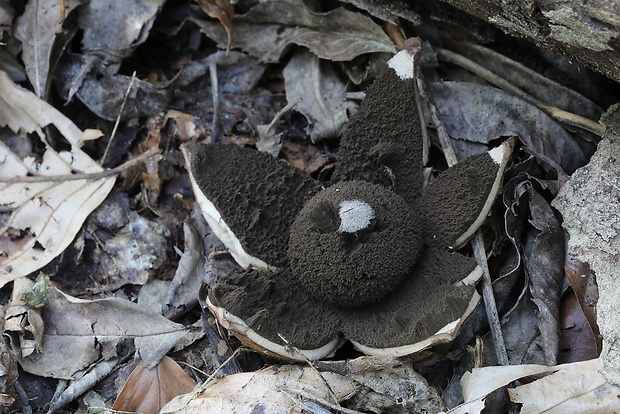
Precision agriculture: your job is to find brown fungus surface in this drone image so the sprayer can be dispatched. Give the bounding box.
[420,150,503,248]
[209,268,340,350]
[343,247,477,349]
[187,142,320,268]
[288,181,423,307]
[207,247,477,352]
[334,62,424,205]
[196,48,514,360]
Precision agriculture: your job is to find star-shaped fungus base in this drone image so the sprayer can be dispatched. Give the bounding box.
[184,46,512,360]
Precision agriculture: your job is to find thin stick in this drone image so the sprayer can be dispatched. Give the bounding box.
[473,232,509,365]
[424,71,509,365]
[101,71,137,166]
[416,75,458,166]
[407,38,430,166]
[176,347,247,411]
[262,97,302,135]
[209,61,221,144]
[284,388,366,414]
[0,147,158,184]
[193,346,246,395]
[435,48,604,136]
[278,334,340,407]
[13,379,33,414]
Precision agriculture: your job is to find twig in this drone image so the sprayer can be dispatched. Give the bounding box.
[262,98,302,136]
[435,47,604,136]
[277,334,340,407]
[406,38,430,166]
[0,147,158,184]
[192,346,246,396]
[101,71,137,166]
[416,73,458,166]
[13,379,33,414]
[209,61,221,144]
[473,232,509,365]
[284,388,366,414]
[421,62,509,365]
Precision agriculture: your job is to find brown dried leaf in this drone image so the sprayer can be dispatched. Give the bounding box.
[559,291,598,363]
[508,359,620,413]
[113,356,196,414]
[0,71,115,288]
[195,0,234,53]
[56,57,171,121]
[4,277,44,358]
[564,258,601,352]
[524,189,565,365]
[193,0,396,63]
[283,49,358,142]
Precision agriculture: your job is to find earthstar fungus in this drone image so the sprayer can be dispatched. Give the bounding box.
[184,45,513,360]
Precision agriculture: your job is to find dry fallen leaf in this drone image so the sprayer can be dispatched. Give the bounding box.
[162,356,445,413]
[0,1,13,38]
[509,359,620,413]
[283,49,358,142]
[113,356,196,414]
[430,81,590,173]
[523,188,564,365]
[559,291,598,363]
[5,282,188,380]
[14,0,83,97]
[195,0,234,53]
[79,0,166,59]
[0,70,115,288]
[451,359,620,414]
[193,0,396,63]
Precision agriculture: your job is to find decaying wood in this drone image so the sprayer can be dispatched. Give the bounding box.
[437,0,620,83]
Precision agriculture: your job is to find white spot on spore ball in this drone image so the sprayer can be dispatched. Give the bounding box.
[387,50,414,80]
[338,200,375,233]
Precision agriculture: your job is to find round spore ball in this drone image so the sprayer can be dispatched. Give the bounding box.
[288,181,423,307]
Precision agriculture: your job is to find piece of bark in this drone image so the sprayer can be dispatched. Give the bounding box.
[435,0,620,83]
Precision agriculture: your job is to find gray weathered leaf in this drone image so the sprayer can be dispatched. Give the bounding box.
[6,284,187,380]
[79,0,166,61]
[193,0,396,62]
[14,0,83,96]
[283,49,358,142]
[524,189,564,365]
[430,81,591,174]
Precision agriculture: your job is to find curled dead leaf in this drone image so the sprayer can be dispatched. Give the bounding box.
[195,0,234,53]
[113,356,196,414]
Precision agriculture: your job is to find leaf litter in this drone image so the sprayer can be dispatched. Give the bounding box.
[0,0,618,413]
